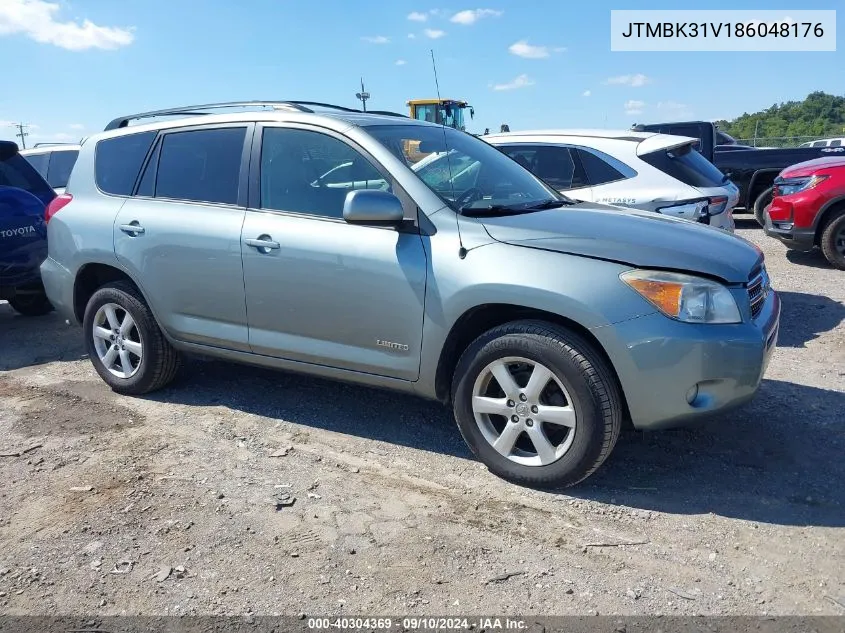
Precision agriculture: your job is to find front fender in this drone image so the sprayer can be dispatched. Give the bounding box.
[415,239,656,398]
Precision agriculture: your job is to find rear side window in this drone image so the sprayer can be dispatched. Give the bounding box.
[96,131,157,196]
[498,145,588,190]
[576,149,626,186]
[23,152,50,179]
[47,150,79,188]
[831,140,842,147]
[155,127,246,205]
[640,143,726,188]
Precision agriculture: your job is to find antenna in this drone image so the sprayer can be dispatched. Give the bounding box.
[430,49,466,259]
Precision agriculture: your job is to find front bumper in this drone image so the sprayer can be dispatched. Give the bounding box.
[592,288,780,430]
[764,212,815,251]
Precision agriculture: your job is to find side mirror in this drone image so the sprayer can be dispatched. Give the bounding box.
[343,189,404,226]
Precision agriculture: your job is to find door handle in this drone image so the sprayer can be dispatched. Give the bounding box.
[245,236,280,251]
[119,223,145,236]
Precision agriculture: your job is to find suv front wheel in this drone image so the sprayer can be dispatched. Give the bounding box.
[451,320,622,489]
[83,281,181,395]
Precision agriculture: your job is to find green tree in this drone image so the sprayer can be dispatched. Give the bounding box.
[716,92,845,139]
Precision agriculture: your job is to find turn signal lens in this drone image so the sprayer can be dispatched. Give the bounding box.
[624,278,683,316]
[621,269,742,324]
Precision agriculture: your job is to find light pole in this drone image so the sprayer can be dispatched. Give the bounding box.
[355,78,370,112]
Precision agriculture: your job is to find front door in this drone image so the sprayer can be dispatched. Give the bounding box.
[114,124,252,351]
[241,125,428,381]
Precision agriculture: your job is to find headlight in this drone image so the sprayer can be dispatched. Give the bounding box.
[655,200,708,219]
[773,175,828,197]
[620,269,742,324]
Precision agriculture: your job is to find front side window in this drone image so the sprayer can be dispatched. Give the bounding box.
[96,131,157,196]
[155,127,246,205]
[812,140,827,147]
[47,150,79,188]
[367,125,566,215]
[260,127,389,219]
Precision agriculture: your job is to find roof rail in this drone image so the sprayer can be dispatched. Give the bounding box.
[103,100,408,131]
[32,142,78,148]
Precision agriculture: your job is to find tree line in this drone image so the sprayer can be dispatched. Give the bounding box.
[715,91,845,139]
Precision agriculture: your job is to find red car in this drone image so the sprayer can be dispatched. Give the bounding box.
[765,156,845,269]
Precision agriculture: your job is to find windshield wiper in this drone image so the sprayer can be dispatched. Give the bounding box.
[525,198,574,210]
[460,204,526,217]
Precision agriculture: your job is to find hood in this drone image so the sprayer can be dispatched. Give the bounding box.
[781,156,845,178]
[478,203,762,284]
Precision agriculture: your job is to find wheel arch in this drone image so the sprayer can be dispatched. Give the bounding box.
[433,303,631,424]
[813,196,845,245]
[73,263,152,324]
[747,170,780,207]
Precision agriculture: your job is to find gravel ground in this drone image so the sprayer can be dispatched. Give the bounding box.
[0,219,843,617]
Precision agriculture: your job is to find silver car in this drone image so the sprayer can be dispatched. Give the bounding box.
[40,101,780,488]
[483,129,739,232]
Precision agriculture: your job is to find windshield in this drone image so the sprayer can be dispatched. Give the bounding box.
[366,124,565,214]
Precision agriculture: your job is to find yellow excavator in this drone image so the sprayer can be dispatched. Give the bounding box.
[405,98,475,163]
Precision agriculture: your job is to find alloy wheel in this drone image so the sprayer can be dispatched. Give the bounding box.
[92,302,143,379]
[471,356,577,467]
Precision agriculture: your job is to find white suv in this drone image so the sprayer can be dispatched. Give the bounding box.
[484,129,739,232]
[19,143,81,195]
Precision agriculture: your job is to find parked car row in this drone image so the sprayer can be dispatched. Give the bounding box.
[24,100,782,489]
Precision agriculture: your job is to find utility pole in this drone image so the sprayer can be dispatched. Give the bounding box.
[11,122,30,149]
[355,78,370,112]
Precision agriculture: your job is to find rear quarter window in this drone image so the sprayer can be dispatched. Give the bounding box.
[576,149,627,186]
[95,131,157,196]
[640,143,726,188]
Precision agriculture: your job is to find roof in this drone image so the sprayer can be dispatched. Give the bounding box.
[87,105,434,146]
[483,128,659,142]
[20,144,81,153]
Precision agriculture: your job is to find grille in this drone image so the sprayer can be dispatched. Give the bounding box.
[747,267,768,320]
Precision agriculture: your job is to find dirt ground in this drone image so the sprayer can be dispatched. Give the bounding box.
[0,218,843,617]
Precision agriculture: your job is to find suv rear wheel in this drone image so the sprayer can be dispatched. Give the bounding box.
[819,209,845,270]
[83,281,180,394]
[451,320,622,489]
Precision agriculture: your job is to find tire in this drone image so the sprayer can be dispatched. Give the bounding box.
[82,281,180,395]
[753,187,773,227]
[7,289,53,317]
[820,210,845,270]
[451,320,622,489]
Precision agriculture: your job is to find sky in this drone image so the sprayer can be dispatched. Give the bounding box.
[0,0,841,145]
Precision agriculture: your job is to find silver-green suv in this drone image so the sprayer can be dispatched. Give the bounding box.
[40,101,780,488]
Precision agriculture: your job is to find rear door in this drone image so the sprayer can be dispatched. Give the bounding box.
[0,143,55,290]
[112,124,252,351]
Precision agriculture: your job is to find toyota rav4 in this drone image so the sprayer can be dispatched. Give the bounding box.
[40,101,780,488]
